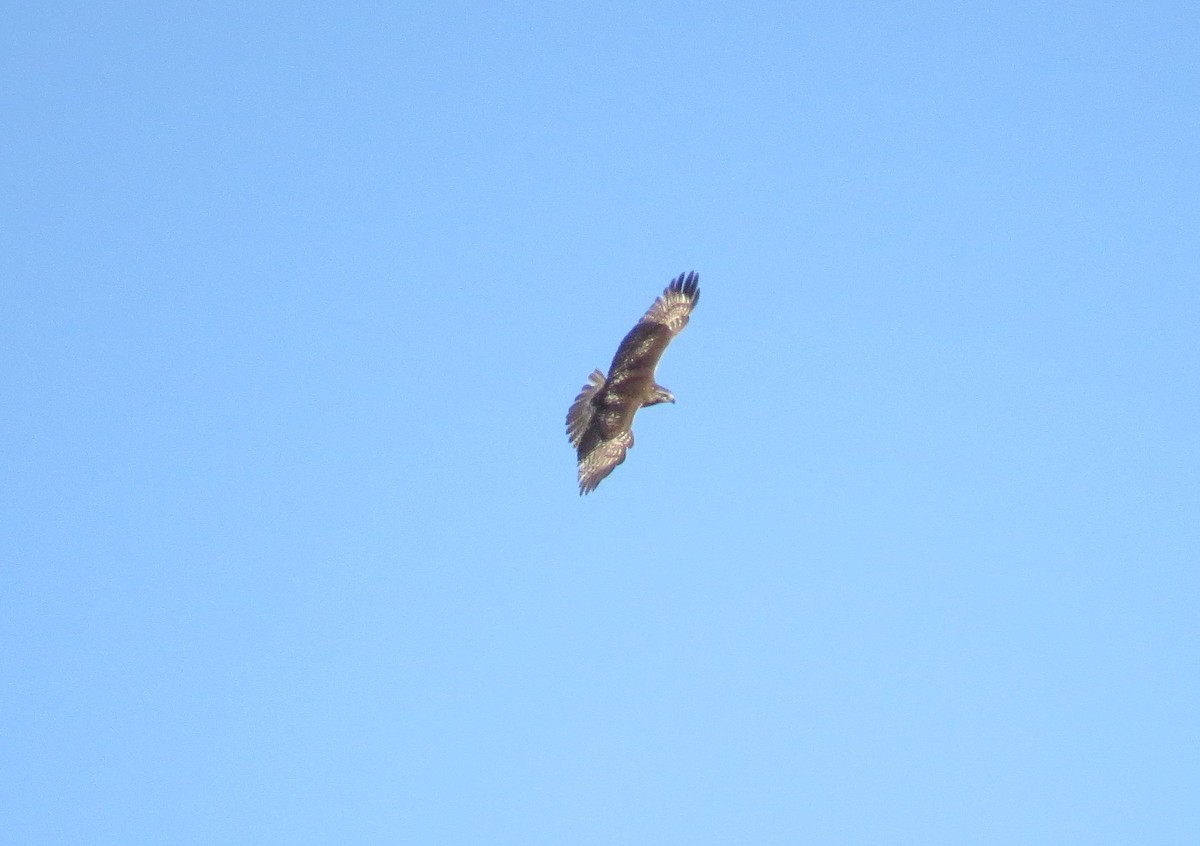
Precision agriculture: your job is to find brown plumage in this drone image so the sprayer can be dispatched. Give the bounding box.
[565,271,700,494]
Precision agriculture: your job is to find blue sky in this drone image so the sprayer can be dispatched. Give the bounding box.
[3,2,1198,843]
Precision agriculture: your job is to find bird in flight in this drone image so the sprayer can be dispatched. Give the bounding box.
[566,271,700,494]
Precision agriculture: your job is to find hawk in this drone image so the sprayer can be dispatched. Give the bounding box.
[566,271,700,494]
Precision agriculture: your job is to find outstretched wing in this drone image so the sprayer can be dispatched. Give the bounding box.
[566,369,605,448]
[568,369,640,494]
[640,270,700,334]
[606,271,701,383]
[577,429,632,495]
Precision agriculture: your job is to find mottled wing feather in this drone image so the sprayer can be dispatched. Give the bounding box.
[566,369,605,448]
[578,429,633,495]
[605,271,701,382]
[639,271,700,335]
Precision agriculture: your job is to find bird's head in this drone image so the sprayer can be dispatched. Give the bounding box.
[647,385,676,406]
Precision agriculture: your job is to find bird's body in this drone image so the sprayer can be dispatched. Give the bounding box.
[566,271,700,494]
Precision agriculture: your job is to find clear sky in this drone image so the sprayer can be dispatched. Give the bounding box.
[3,2,1198,843]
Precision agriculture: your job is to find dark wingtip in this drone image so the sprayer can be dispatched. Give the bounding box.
[668,270,700,303]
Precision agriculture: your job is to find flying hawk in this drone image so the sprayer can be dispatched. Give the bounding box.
[566,271,700,494]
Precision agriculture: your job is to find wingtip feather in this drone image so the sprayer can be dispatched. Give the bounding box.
[666,270,700,303]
